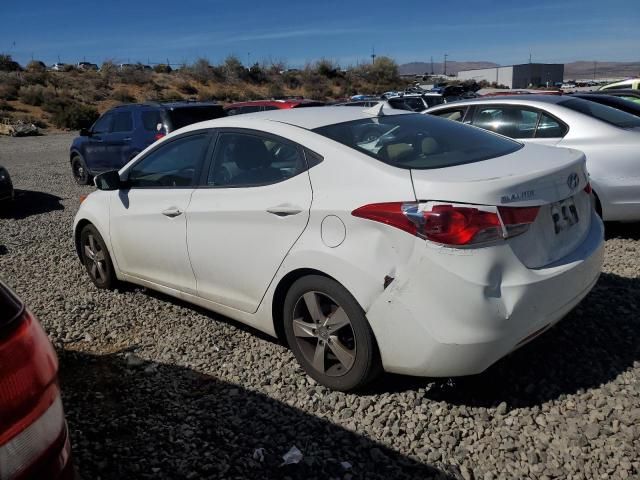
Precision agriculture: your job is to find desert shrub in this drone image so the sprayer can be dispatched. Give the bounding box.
[19,85,46,106]
[316,59,340,79]
[267,82,284,99]
[0,74,21,100]
[0,55,21,72]
[176,81,198,95]
[223,56,247,83]
[112,88,135,103]
[196,88,217,102]
[0,100,15,111]
[153,64,172,74]
[118,67,152,86]
[159,90,184,102]
[247,63,267,84]
[49,101,99,129]
[26,60,46,72]
[22,70,49,86]
[187,58,214,84]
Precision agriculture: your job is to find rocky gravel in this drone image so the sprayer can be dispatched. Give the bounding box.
[1,133,639,480]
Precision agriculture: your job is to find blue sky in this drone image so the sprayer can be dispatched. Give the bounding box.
[1,0,637,67]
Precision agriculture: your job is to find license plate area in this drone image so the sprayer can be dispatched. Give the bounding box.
[551,197,579,234]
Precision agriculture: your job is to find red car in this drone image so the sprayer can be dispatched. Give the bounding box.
[224,99,325,115]
[0,281,74,479]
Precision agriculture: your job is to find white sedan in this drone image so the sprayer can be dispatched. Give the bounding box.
[426,95,640,222]
[74,106,604,391]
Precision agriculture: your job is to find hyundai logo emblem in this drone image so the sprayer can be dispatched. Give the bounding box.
[567,173,579,190]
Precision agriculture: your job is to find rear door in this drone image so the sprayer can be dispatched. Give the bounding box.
[186,129,313,313]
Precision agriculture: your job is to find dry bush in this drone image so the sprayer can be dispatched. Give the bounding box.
[176,81,198,95]
[117,68,152,86]
[0,74,22,100]
[112,88,135,103]
[0,100,15,112]
[19,85,46,106]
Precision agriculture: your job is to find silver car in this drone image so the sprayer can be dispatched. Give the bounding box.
[426,95,640,221]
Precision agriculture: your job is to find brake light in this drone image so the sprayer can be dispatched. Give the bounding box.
[352,202,540,246]
[154,133,165,141]
[583,182,592,194]
[0,304,66,479]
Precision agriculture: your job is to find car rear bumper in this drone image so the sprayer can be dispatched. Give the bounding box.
[366,211,605,377]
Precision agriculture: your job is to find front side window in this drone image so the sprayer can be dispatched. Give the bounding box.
[127,133,210,188]
[471,106,539,139]
[313,113,522,170]
[112,111,133,132]
[207,132,305,187]
[432,108,465,122]
[92,113,113,134]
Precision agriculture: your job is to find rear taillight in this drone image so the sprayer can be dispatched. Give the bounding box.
[583,182,592,194]
[154,133,165,141]
[352,202,539,246]
[0,303,65,480]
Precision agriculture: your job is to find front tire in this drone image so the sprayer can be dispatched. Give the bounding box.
[283,275,382,391]
[71,155,91,185]
[80,224,116,289]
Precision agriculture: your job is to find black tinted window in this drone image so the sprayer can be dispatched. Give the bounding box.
[128,134,210,188]
[92,113,112,134]
[313,114,522,170]
[559,98,640,128]
[423,96,445,107]
[208,133,305,187]
[142,111,162,131]
[168,106,225,130]
[112,111,133,132]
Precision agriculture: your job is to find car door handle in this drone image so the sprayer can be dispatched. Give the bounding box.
[123,137,132,141]
[266,205,303,217]
[162,207,183,218]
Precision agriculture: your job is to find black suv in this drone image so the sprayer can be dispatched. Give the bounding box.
[69,101,226,184]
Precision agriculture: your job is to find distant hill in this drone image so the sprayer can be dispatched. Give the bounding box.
[399,61,498,75]
[399,60,640,80]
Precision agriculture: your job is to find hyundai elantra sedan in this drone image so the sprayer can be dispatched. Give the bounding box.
[73,106,604,391]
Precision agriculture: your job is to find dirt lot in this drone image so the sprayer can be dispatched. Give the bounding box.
[0,133,639,480]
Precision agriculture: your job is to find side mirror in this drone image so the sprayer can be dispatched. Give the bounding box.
[94,170,122,190]
[79,128,91,137]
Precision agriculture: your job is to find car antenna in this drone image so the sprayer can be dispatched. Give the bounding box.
[363,103,385,117]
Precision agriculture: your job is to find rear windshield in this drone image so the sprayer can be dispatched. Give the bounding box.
[312,113,522,169]
[559,98,640,129]
[168,106,226,130]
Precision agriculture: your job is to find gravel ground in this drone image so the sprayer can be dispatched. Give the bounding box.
[1,133,639,480]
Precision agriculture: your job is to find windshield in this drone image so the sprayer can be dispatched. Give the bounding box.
[168,106,226,130]
[559,98,640,129]
[312,113,523,170]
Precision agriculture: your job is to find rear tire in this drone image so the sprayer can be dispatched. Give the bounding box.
[71,155,91,185]
[283,275,382,391]
[80,224,116,289]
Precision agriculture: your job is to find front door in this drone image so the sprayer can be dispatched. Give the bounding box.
[109,131,213,294]
[187,130,313,313]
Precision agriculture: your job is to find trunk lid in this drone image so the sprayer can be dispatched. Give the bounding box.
[410,144,592,267]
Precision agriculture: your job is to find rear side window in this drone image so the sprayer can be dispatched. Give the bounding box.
[313,113,522,170]
[559,98,640,129]
[471,106,539,139]
[207,132,306,187]
[168,106,226,130]
[536,113,567,138]
[112,111,133,132]
[142,111,162,131]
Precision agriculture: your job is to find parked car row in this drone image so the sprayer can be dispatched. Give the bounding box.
[426,95,640,222]
[72,103,605,391]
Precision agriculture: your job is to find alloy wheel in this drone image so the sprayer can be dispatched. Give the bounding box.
[292,291,357,377]
[83,233,107,284]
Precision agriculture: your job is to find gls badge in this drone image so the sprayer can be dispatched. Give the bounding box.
[501,190,535,204]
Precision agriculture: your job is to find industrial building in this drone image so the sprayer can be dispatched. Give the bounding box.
[457,63,564,89]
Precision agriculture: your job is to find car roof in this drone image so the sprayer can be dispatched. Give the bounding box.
[429,94,568,108]
[110,101,221,111]
[224,99,323,109]
[184,105,410,131]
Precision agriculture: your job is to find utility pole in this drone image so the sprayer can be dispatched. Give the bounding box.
[443,53,448,76]
[529,52,532,63]
[593,61,597,80]
[371,46,376,65]
[247,52,251,67]
[430,56,434,75]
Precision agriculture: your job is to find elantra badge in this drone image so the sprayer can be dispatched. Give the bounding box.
[567,172,579,190]
[501,189,535,204]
